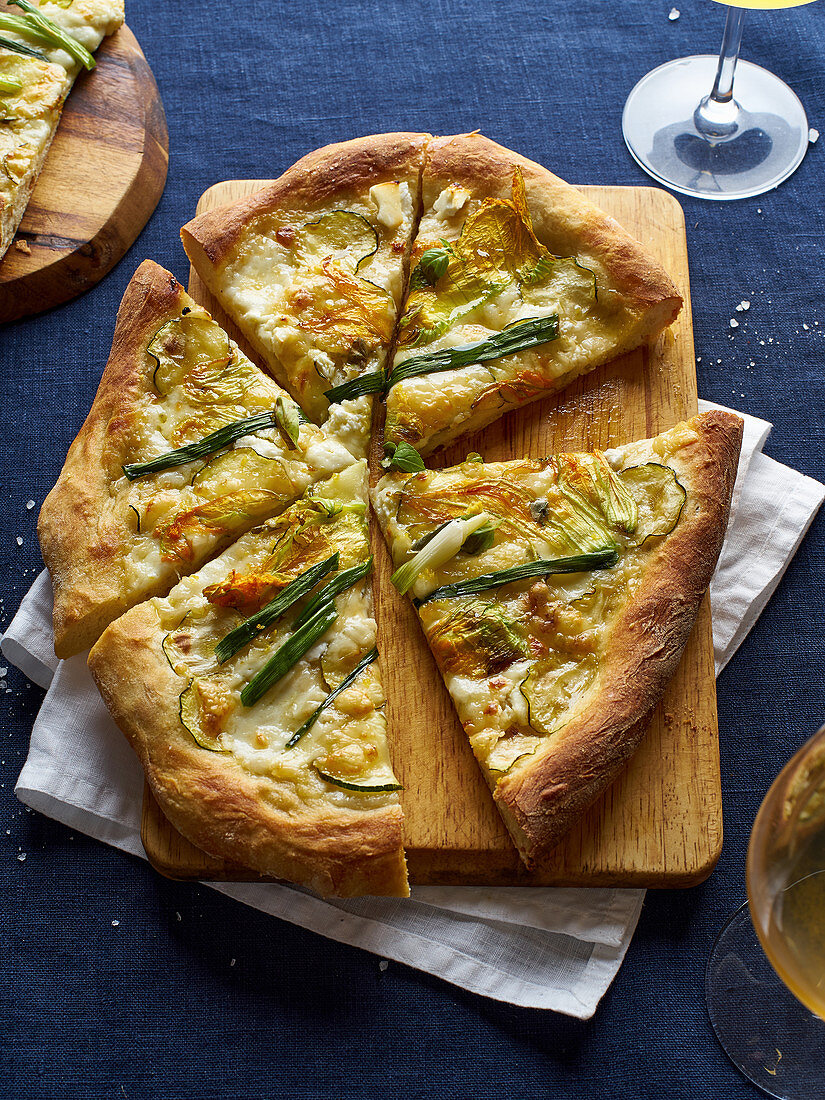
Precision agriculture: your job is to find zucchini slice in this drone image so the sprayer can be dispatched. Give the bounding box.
[619,464,686,546]
[148,313,231,395]
[519,652,598,738]
[313,764,402,794]
[301,210,379,272]
[179,680,228,752]
[191,447,287,498]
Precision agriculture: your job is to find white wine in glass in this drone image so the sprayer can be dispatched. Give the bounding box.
[622,0,816,200]
[706,725,825,1099]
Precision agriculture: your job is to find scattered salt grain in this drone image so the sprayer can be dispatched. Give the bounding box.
[17,852,25,862]
[669,7,680,19]
[15,537,22,546]
[736,300,750,312]
[175,912,182,921]
[111,919,120,927]
[230,959,236,967]
[25,500,35,510]
[379,959,389,972]
[810,128,819,144]
[730,319,739,329]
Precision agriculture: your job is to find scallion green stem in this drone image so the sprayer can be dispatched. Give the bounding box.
[214,554,339,664]
[324,371,385,404]
[241,603,338,708]
[0,75,22,93]
[292,558,372,630]
[9,0,96,70]
[388,315,559,390]
[286,646,378,748]
[0,33,47,60]
[414,548,619,606]
[122,410,281,480]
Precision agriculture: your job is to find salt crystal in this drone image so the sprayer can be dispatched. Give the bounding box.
[17,852,25,862]
[668,7,680,19]
[736,300,750,312]
[803,324,810,331]
[379,959,389,972]
[15,537,22,546]
[809,128,820,144]
[25,500,35,510]
[176,912,182,921]
[230,958,236,967]
[730,319,739,328]
[111,919,120,927]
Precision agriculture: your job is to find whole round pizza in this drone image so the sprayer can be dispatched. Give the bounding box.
[38,132,743,897]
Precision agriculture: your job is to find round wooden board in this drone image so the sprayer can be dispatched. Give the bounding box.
[0,24,168,323]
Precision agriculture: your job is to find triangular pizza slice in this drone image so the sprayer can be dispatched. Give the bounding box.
[0,0,124,260]
[384,132,683,456]
[89,461,408,897]
[39,260,369,657]
[372,410,742,867]
[180,132,428,423]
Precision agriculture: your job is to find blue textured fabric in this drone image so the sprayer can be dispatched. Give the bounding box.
[2,1,825,1096]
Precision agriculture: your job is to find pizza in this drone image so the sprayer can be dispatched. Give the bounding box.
[38,134,737,895]
[0,0,124,261]
[384,133,683,455]
[89,461,408,897]
[180,132,427,424]
[372,411,742,865]
[39,260,369,658]
[182,132,681,457]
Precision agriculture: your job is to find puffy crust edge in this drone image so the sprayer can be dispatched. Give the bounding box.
[493,410,743,866]
[37,259,190,657]
[180,131,432,275]
[88,602,409,898]
[425,132,683,319]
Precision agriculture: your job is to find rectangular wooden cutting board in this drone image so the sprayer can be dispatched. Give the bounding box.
[142,181,722,888]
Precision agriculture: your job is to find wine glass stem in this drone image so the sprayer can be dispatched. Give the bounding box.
[694,9,745,140]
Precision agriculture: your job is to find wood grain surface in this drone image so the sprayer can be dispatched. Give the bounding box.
[142,180,722,888]
[0,25,168,323]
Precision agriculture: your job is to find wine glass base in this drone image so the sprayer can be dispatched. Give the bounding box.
[623,56,810,200]
[706,903,825,1099]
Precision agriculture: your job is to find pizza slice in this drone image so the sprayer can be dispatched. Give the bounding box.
[0,0,124,261]
[39,259,369,658]
[180,132,428,423]
[89,462,408,898]
[384,132,683,456]
[372,410,743,867]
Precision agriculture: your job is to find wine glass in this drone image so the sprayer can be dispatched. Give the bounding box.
[622,1,816,200]
[706,724,825,1098]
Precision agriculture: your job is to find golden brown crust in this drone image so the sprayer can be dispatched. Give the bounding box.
[88,602,409,898]
[494,410,743,866]
[180,131,431,275]
[425,133,682,318]
[38,259,189,657]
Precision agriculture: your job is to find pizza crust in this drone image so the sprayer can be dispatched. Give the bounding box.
[89,602,408,897]
[38,259,188,656]
[493,410,743,866]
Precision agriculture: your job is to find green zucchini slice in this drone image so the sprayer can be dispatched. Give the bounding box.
[179,680,228,752]
[618,463,686,546]
[313,764,402,793]
[519,652,598,738]
[148,313,232,395]
[300,210,379,272]
[191,447,286,498]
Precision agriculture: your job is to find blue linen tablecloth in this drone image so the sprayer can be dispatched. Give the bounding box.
[2,1,824,1096]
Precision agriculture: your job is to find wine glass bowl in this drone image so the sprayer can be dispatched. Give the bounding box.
[747,726,825,1020]
[707,725,825,1098]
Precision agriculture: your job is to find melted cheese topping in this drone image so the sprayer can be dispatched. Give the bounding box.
[112,302,367,602]
[153,462,400,813]
[373,431,690,781]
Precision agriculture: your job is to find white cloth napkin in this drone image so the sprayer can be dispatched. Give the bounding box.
[5,402,823,1017]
